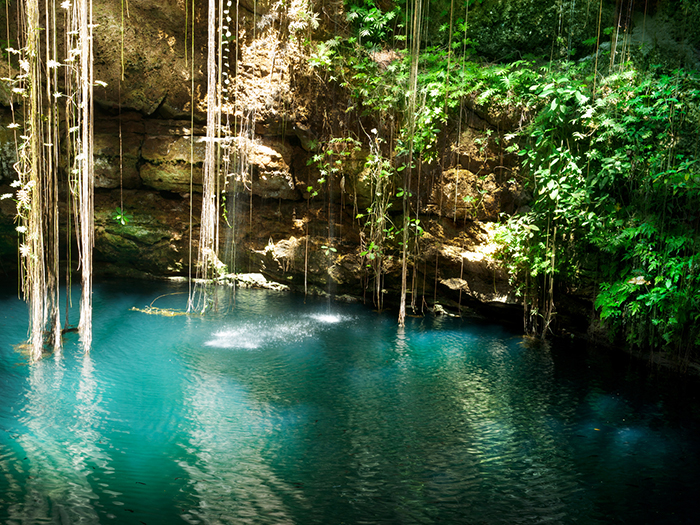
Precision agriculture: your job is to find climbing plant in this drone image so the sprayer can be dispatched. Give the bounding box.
[356,130,395,310]
[12,0,60,359]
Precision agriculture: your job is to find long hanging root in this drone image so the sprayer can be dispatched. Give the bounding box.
[130,292,192,316]
[130,307,191,317]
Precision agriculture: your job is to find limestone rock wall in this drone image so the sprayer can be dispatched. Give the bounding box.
[0,0,524,315]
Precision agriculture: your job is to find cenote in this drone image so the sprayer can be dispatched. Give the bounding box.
[1,280,699,524]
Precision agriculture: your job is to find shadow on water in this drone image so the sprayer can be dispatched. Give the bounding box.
[1,280,700,524]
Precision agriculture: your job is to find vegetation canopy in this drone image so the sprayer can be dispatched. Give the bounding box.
[313,0,700,361]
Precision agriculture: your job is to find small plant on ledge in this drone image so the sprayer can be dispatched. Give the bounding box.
[112,206,132,226]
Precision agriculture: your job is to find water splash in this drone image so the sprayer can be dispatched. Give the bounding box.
[204,310,355,349]
[308,313,351,324]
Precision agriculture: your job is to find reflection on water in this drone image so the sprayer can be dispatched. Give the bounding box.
[8,355,104,523]
[179,370,302,524]
[1,281,699,524]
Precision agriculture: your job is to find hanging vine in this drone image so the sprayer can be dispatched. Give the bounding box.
[190,0,230,313]
[398,0,423,327]
[73,0,95,348]
[8,0,95,358]
[13,0,56,360]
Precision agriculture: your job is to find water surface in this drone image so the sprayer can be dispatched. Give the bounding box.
[1,280,699,524]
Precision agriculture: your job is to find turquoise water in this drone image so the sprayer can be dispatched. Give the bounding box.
[1,280,699,524]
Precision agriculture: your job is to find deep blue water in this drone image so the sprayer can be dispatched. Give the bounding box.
[1,280,699,524]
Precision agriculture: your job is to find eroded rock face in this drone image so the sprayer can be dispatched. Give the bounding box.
[139,120,205,193]
[92,0,209,117]
[94,190,194,276]
[430,169,525,222]
[0,183,16,272]
[0,0,524,314]
[90,112,305,198]
[94,114,144,189]
[236,136,300,200]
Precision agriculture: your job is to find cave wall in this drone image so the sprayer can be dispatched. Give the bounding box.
[0,0,524,315]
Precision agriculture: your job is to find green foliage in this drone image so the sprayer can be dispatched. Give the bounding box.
[495,62,598,316]
[497,59,700,355]
[589,69,700,353]
[112,206,132,226]
[305,137,362,198]
[321,244,338,256]
[308,38,341,70]
[336,46,538,162]
[325,0,699,354]
[346,0,401,49]
[465,0,610,61]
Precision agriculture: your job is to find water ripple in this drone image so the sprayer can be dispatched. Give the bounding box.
[1,284,699,524]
